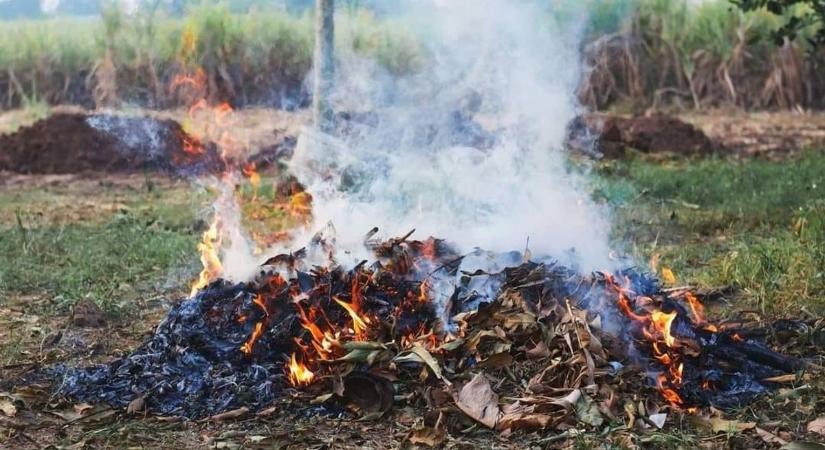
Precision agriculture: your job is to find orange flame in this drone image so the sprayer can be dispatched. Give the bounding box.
[190,219,223,297]
[287,352,315,386]
[334,297,371,338]
[684,292,706,325]
[240,322,264,355]
[656,373,684,406]
[253,294,269,316]
[650,311,677,348]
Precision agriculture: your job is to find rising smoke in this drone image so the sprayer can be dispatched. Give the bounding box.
[286,0,613,273]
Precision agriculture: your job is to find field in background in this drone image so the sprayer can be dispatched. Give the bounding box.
[0,4,418,110]
[0,0,823,112]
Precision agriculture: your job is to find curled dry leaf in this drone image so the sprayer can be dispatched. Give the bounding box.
[497,403,552,432]
[126,396,145,415]
[394,344,448,385]
[453,372,500,429]
[526,341,550,359]
[342,372,394,417]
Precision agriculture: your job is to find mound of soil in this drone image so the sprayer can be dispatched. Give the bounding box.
[0,113,225,175]
[567,114,719,158]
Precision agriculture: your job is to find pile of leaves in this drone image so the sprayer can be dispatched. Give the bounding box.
[41,232,823,446]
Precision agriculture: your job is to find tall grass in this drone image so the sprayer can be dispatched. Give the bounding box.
[0,5,419,109]
[0,0,823,111]
[581,0,825,111]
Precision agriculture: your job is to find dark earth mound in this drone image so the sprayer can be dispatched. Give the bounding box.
[0,113,225,175]
[567,113,720,158]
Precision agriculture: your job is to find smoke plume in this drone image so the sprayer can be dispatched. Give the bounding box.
[288,0,613,272]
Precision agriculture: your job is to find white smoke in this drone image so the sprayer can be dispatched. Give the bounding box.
[287,0,613,273]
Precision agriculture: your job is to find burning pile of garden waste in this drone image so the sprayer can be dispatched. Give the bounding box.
[50,220,817,439]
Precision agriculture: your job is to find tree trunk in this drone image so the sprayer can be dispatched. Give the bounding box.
[313,0,335,133]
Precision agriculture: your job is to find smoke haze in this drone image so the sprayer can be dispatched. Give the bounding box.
[288,0,613,272]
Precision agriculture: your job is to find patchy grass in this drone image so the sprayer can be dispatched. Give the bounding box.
[597,152,825,315]
[0,176,205,317]
[0,174,298,318]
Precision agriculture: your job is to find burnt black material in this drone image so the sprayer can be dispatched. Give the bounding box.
[49,239,802,418]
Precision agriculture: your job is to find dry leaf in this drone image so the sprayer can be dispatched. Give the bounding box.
[407,413,446,447]
[477,352,513,369]
[394,344,448,385]
[691,416,756,433]
[764,373,811,383]
[342,372,394,416]
[526,341,550,359]
[497,404,552,432]
[575,393,604,427]
[0,398,16,417]
[126,397,145,415]
[310,393,334,405]
[454,373,500,429]
[551,389,582,410]
[209,407,248,422]
[756,427,788,445]
[807,417,825,436]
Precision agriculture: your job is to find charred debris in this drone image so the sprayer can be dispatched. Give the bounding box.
[51,229,810,432]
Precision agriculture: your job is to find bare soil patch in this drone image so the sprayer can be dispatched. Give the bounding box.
[0,113,225,175]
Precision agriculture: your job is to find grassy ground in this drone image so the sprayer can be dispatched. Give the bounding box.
[4,153,821,320]
[0,152,823,448]
[596,152,825,316]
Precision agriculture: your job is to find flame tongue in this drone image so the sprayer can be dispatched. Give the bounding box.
[287,352,315,386]
[190,219,223,297]
[605,273,701,408]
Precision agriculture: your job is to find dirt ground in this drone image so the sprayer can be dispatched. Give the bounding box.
[681,110,825,159]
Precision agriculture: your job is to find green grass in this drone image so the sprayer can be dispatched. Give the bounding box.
[0,181,206,317]
[1,154,822,319]
[598,152,825,314]
[0,176,299,317]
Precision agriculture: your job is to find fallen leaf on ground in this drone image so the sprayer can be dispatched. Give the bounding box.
[575,393,604,427]
[477,351,513,369]
[0,398,16,417]
[807,417,825,436]
[342,372,394,416]
[497,403,552,432]
[756,427,788,445]
[395,344,449,385]
[525,341,550,359]
[407,412,446,447]
[209,407,248,422]
[453,372,500,429]
[691,416,756,434]
[126,397,145,415]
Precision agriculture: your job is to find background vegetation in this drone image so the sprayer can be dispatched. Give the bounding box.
[0,0,823,111]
